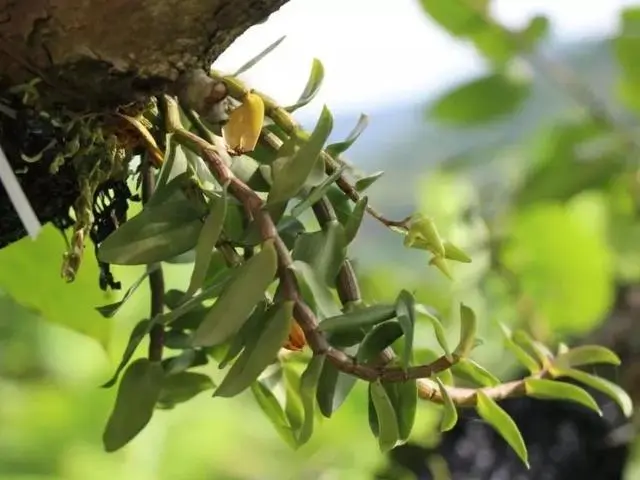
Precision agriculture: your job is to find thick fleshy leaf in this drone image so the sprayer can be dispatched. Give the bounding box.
[429,73,530,126]
[395,290,416,369]
[356,320,404,363]
[355,171,384,192]
[233,35,286,75]
[384,379,418,442]
[214,301,293,398]
[454,303,477,357]
[285,58,325,112]
[182,189,228,300]
[554,345,621,369]
[369,380,400,453]
[98,188,206,265]
[524,378,601,416]
[162,349,209,375]
[268,106,333,204]
[157,372,215,409]
[325,114,369,157]
[344,196,368,245]
[319,304,396,333]
[191,240,278,347]
[218,301,268,369]
[443,241,472,263]
[103,359,164,452]
[476,391,529,468]
[292,220,347,285]
[415,304,453,361]
[289,260,342,319]
[451,358,500,387]
[290,164,347,218]
[251,378,298,449]
[102,320,150,388]
[316,346,359,418]
[404,214,445,257]
[96,265,159,318]
[512,330,552,368]
[550,367,633,418]
[499,324,540,374]
[297,354,326,445]
[435,377,458,432]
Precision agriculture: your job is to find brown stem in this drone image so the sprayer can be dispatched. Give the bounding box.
[141,158,165,362]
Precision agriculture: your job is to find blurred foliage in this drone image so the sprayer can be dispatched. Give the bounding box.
[2,1,640,479]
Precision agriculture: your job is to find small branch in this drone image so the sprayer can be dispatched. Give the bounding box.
[163,95,543,406]
[141,158,165,362]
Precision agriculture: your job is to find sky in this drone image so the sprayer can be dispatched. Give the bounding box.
[212,0,637,115]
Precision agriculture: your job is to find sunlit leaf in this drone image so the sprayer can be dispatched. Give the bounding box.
[436,377,458,431]
[451,358,500,387]
[214,301,293,398]
[524,378,601,416]
[512,330,553,368]
[192,239,278,347]
[355,171,384,192]
[443,241,472,263]
[297,354,325,445]
[404,214,445,257]
[499,324,540,374]
[252,378,298,448]
[325,114,369,157]
[419,0,489,36]
[415,304,453,361]
[269,106,333,203]
[285,58,325,112]
[554,345,621,369]
[454,303,476,357]
[476,391,529,468]
[103,359,164,452]
[550,367,633,418]
[233,35,286,75]
[519,15,550,52]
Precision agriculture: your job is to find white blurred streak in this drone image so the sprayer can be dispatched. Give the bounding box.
[0,144,42,240]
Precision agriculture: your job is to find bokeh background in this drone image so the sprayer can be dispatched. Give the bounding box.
[2,0,640,478]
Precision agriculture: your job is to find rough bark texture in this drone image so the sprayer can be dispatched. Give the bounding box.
[0,0,287,248]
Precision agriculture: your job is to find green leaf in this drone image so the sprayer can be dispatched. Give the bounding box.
[435,377,458,432]
[233,35,286,75]
[404,214,445,257]
[319,304,396,333]
[96,265,159,318]
[285,58,325,112]
[554,345,621,369]
[344,196,368,245]
[101,320,150,388]
[191,239,278,347]
[384,379,418,442]
[0,226,111,346]
[297,354,326,445]
[454,303,477,357]
[251,378,298,449]
[395,290,416,369]
[512,330,552,368]
[218,301,269,369]
[429,73,530,126]
[269,106,333,204]
[162,349,208,375]
[182,189,228,300]
[157,372,215,409]
[316,348,358,418]
[281,362,305,434]
[451,358,500,387]
[519,15,550,52]
[290,260,342,320]
[98,189,205,265]
[524,378,601,416]
[355,171,384,192]
[443,241,472,263]
[290,164,347,218]
[356,320,404,364]
[476,391,529,468]
[292,220,347,285]
[102,359,164,452]
[550,367,633,418]
[214,301,293,398]
[499,324,540,375]
[325,114,369,157]
[369,380,400,453]
[415,304,453,361]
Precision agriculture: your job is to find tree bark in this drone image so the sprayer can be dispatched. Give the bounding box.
[0,0,287,248]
